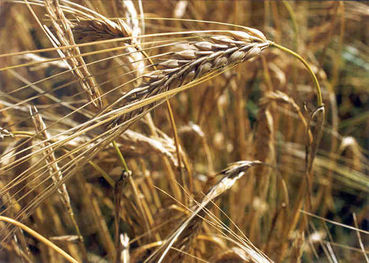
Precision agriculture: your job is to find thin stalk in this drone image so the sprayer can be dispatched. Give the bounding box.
[165,101,185,185]
[0,216,78,263]
[89,161,115,187]
[112,140,129,171]
[282,1,299,50]
[269,41,323,108]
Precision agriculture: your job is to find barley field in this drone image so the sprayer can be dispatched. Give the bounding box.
[0,1,368,262]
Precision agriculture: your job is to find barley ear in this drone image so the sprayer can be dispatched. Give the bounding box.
[146,161,265,263]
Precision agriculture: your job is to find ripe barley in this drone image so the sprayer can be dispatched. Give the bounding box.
[146,161,269,263]
[44,0,104,109]
[110,30,269,127]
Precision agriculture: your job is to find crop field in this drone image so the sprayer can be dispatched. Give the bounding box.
[0,1,368,262]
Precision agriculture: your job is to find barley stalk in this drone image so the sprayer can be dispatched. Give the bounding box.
[0,216,77,263]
